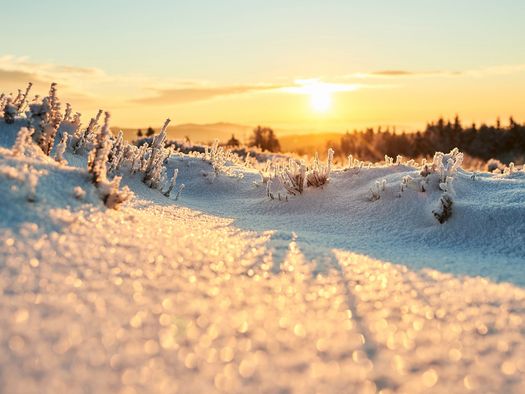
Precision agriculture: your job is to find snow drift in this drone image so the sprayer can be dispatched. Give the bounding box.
[1,83,525,393]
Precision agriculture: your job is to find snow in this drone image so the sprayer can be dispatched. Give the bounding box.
[1,117,525,393]
[166,154,525,286]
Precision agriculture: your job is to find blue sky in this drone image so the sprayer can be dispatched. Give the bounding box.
[4,0,524,78]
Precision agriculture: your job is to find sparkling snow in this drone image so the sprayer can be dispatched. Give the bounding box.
[1,120,525,393]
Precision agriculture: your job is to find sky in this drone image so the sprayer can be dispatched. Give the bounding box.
[1,0,525,133]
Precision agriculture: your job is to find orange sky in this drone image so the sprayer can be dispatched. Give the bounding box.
[1,1,524,134]
[2,55,525,134]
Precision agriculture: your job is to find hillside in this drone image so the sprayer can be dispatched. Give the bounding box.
[1,92,525,393]
[279,132,345,156]
[116,122,254,144]
[116,124,347,158]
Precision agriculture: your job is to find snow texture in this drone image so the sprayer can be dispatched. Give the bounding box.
[1,105,525,393]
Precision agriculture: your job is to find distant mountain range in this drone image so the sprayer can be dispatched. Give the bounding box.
[115,122,255,144]
[114,122,347,156]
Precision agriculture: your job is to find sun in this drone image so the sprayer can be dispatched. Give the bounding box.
[284,79,358,113]
[310,90,332,113]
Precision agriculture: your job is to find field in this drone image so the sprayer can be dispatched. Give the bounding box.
[1,87,525,393]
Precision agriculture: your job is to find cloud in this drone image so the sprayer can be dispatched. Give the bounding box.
[348,64,525,80]
[0,69,41,84]
[370,70,417,76]
[349,69,461,79]
[2,54,525,113]
[132,79,386,105]
[464,64,525,77]
[282,79,363,94]
[0,55,108,84]
[132,84,285,105]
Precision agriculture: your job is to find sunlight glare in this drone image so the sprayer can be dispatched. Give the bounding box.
[310,90,332,113]
[283,79,359,114]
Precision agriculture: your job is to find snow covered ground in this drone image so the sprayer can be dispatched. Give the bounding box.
[166,153,525,286]
[1,107,525,393]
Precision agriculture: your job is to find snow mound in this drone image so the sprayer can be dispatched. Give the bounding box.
[164,150,525,286]
[1,200,524,393]
[1,83,525,393]
[0,141,103,233]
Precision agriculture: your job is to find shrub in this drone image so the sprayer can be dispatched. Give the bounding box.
[143,119,170,188]
[3,98,18,124]
[87,112,112,184]
[433,193,453,223]
[279,159,306,195]
[368,179,386,201]
[306,148,334,188]
[86,112,133,209]
[72,110,103,153]
[12,127,34,157]
[33,83,63,155]
[54,133,68,164]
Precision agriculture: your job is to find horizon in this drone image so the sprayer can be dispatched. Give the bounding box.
[1,0,524,132]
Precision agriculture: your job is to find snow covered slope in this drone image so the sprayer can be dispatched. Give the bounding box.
[1,111,525,393]
[164,152,525,286]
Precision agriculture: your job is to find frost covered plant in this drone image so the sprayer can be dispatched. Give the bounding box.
[369,179,386,201]
[108,130,124,164]
[32,83,63,155]
[384,155,394,166]
[88,112,112,184]
[306,148,333,188]
[12,127,34,156]
[72,109,103,153]
[258,160,273,184]
[98,176,133,209]
[63,103,72,122]
[3,98,17,124]
[430,148,463,183]
[347,154,364,173]
[279,159,306,195]
[409,148,464,194]
[201,138,246,178]
[163,168,179,197]
[87,112,132,209]
[17,82,33,113]
[439,176,454,193]
[503,162,516,175]
[266,178,274,199]
[130,143,149,174]
[2,83,32,124]
[419,164,432,177]
[433,193,453,223]
[205,139,232,176]
[399,175,427,195]
[143,119,171,188]
[265,179,287,201]
[174,184,185,200]
[54,133,68,164]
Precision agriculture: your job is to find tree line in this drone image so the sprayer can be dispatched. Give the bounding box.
[142,116,525,164]
[338,116,525,163]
